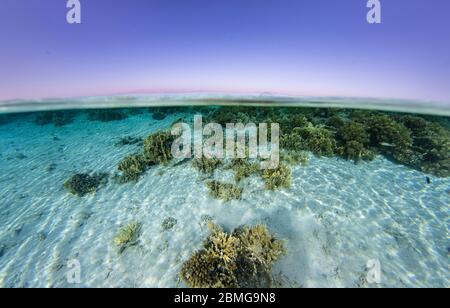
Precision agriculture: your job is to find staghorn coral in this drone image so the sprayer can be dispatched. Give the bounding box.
[205,180,243,202]
[399,115,428,135]
[64,173,108,197]
[192,157,222,175]
[227,158,260,182]
[409,121,450,177]
[281,150,309,166]
[326,115,346,129]
[366,114,412,151]
[180,223,285,288]
[113,222,142,254]
[336,121,369,145]
[335,121,375,161]
[282,122,336,157]
[298,124,336,156]
[143,131,174,165]
[117,153,148,183]
[234,225,286,278]
[261,163,292,191]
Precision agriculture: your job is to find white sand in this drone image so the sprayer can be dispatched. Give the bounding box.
[0,111,448,288]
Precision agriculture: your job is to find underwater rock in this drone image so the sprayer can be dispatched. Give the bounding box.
[162,217,177,231]
[205,180,243,202]
[261,163,292,191]
[64,173,108,197]
[192,157,222,175]
[113,222,142,254]
[117,153,148,183]
[143,131,174,165]
[180,223,285,288]
[87,109,128,122]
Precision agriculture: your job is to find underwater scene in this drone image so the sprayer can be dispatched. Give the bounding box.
[0,101,448,288]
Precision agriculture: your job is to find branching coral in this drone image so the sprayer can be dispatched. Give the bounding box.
[162,217,178,231]
[227,158,260,182]
[335,121,375,161]
[282,123,336,157]
[113,222,142,254]
[326,115,346,129]
[233,225,286,279]
[205,180,243,202]
[117,153,148,183]
[364,114,413,166]
[407,120,450,176]
[180,223,285,288]
[281,151,309,166]
[64,173,108,197]
[143,131,174,165]
[192,157,223,175]
[261,163,292,191]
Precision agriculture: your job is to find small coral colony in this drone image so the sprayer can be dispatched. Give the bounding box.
[12,105,449,287]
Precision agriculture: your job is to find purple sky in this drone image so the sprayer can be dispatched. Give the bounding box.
[0,0,449,102]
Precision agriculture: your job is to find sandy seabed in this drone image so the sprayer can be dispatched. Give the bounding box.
[0,111,448,288]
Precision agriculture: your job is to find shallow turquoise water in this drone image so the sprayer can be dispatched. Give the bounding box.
[0,101,448,288]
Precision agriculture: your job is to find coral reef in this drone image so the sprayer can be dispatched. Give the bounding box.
[64,173,108,197]
[261,163,292,191]
[335,121,375,161]
[34,110,77,127]
[162,217,178,231]
[366,114,412,153]
[281,151,309,166]
[226,159,260,182]
[113,222,142,253]
[326,115,346,129]
[180,223,285,288]
[143,131,174,165]
[282,122,336,157]
[117,153,148,183]
[87,109,128,122]
[192,157,222,175]
[205,181,243,202]
[405,119,450,176]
